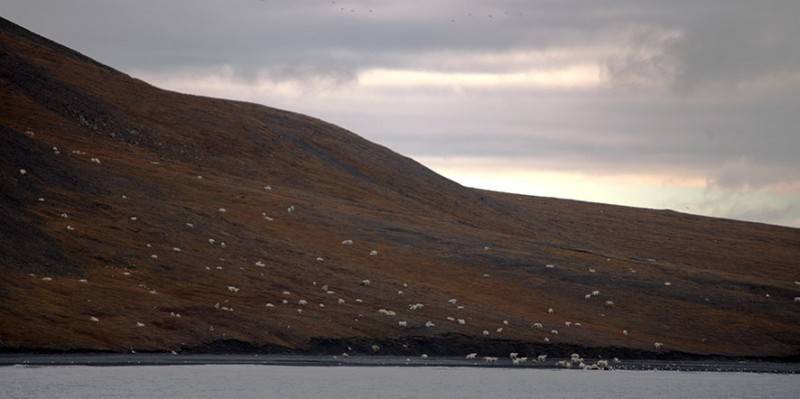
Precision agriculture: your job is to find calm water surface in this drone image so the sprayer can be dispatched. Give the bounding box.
[1,365,798,399]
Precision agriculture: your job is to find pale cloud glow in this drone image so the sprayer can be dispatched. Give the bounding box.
[417,155,707,208]
[418,156,799,226]
[359,64,603,89]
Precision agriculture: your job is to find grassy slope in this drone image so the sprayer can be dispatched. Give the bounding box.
[1,17,799,357]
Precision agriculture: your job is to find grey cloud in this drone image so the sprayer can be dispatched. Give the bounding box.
[668,4,800,92]
[681,191,799,227]
[6,1,800,87]
[4,1,800,82]
[709,160,800,191]
[602,27,679,87]
[602,1,800,92]
[337,87,800,173]
[0,1,657,76]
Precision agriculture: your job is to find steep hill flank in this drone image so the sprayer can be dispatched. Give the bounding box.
[1,17,799,358]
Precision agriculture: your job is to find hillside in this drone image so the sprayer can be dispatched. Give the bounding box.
[1,16,799,358]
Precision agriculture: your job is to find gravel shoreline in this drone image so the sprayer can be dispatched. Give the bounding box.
[1,354,798,373]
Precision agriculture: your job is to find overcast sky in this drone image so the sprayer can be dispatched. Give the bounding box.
[4,0,800,227]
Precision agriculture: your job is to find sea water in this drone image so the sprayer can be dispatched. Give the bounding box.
[1,365,798,399]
